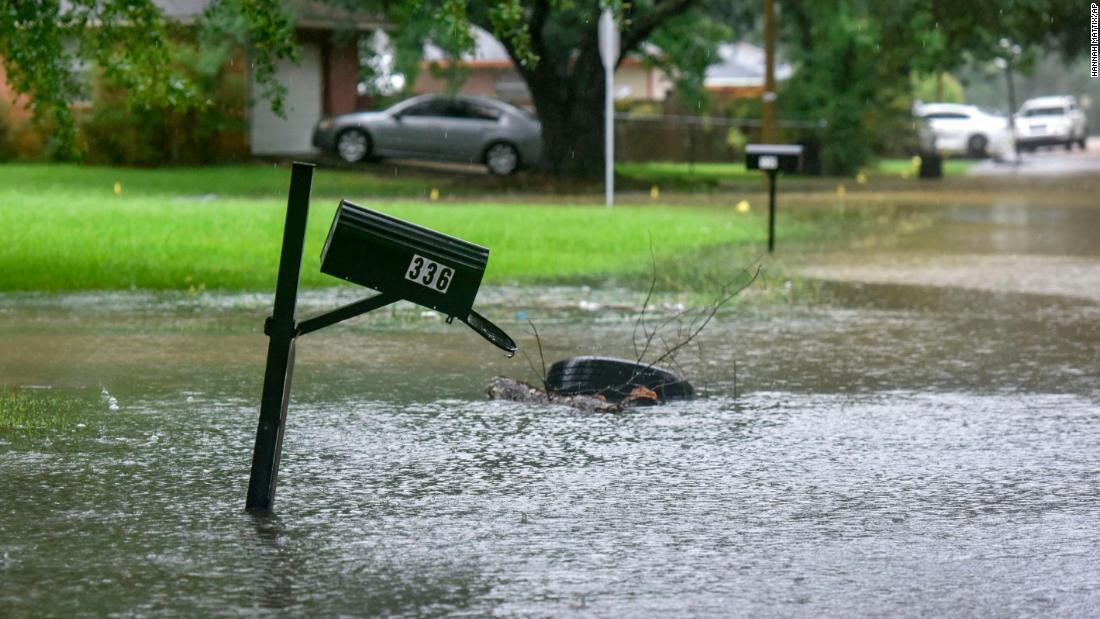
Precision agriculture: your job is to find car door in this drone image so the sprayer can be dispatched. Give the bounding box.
[392,99,504,161]
[440,100,505,163]
[923,111,969,152]
[387,98,452,158]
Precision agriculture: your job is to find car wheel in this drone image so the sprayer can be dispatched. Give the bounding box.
[966,135,988,158]
[545,356,694,403]
[1079,137,1088,150]
[336,129,371,163]
[485,142,520,176]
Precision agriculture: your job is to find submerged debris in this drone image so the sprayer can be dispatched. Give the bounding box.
[487,376,658,413]
[489,259,760,410]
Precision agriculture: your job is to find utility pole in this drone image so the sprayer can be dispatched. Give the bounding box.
[998,38,1022,163]
[761,0,777,143]
[599,8,618,208]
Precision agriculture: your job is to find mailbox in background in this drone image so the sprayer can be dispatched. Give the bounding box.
[745,143,803,253]
[321,201,488,320]
[745,143,803,173]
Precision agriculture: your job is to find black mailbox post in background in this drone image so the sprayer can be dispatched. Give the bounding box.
[745,143,803,253]
[246,163,516,514]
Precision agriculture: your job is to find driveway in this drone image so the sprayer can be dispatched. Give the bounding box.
[968,137,1100,176]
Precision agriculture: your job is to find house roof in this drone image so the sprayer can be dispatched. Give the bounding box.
[421,29,791,89]
[423,26,660,69]
[423,27,514,68]
[704,42,792,88]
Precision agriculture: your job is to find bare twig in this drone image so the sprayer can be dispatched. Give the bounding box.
[695,339,709,399]
[732,359,738,400]
[519,320,550,390]
[647,265,760,369]
[620,255,762,399]
[632,236,658,362]
[634,299,683,369]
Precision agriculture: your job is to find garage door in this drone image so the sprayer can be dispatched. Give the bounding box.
[250,42,322,155]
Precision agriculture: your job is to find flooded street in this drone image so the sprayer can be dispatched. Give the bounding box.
[2,195,1099,617]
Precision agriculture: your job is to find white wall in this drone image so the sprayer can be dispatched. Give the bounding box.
[250,42,323,155]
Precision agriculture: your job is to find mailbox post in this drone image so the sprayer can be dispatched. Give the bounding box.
[745,144,802,253]
[246,163,516,514]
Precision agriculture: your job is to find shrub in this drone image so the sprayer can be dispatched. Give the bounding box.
[79,35,247,165]
[780,11,913,176]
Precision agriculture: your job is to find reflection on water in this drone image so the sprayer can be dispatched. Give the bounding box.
[2,199,1100,616]
[2,389,1098,617]
[2,284,1098,617]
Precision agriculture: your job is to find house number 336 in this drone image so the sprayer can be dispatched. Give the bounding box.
[405,254,454,293]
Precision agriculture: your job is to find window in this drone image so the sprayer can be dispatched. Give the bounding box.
[402,99,450,117]
[1022,107,1067,117]
[462,102,502,121]
[923,112,968,120]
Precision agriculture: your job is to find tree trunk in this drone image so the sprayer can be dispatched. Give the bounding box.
[484,7,610,179]
[475,1,702,178]
[527,74,606,177]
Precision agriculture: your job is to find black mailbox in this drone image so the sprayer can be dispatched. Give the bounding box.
[745,143,803,173]
[248,164,517,514]
[321,200,486,319]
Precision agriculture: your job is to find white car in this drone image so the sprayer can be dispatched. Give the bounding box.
[915,103,1014,159]
[1014,95,1089,152]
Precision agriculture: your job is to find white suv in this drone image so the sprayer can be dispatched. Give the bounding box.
[1014,96,1089,152]
[915,103,1014,159]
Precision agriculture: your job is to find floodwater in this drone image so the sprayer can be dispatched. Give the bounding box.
[2,199,1099,617]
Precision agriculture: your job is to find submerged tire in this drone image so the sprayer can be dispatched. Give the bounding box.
[545,356,694,403]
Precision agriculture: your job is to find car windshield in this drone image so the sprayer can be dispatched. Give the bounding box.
[922,112,969,120]
[1022,106,1066,117]
[514,105,539,122]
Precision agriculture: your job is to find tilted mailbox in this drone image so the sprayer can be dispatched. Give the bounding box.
[246,163,515,513]
[745,143,803,253]
[321,201,486,320]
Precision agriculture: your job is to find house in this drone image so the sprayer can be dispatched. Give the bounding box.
[0,0,382,158]
[411,31,792,108]
[157,0,382,156]
[413,26,675,104]
[703,42,793,100]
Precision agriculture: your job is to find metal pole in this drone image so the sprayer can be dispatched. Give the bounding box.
[246,162,314,513]
[605,59,615,207]
[767,170,777,253]
[1005,60,1019,164]
[762,0,777,144]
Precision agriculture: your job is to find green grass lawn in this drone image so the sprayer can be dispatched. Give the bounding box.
[0,162,435,199]
[0,388,84,434]
[871,158,974,178]
[0,163,872,292]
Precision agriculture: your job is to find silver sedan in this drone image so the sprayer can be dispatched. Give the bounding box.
[312,94,543,175]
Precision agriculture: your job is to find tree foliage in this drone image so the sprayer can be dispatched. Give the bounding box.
[2,0,1088,174]
[0,0,294,159]
[779,0,1086,175]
